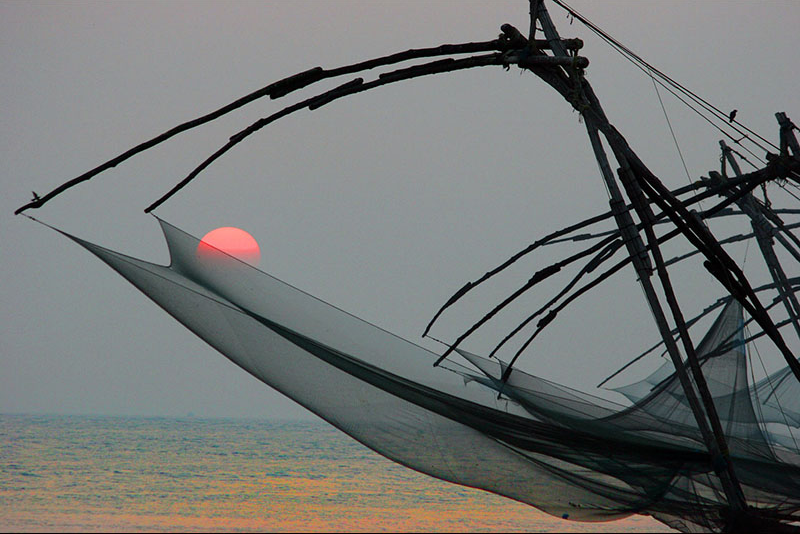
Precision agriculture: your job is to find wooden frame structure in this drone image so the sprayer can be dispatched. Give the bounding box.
[15,1,800,529]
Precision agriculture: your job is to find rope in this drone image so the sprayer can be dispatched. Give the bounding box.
[550,0,779,157]
[650,70,693,186]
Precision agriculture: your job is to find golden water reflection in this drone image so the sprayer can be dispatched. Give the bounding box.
[1,415,673,532]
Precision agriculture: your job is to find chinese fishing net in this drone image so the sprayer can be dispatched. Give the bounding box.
[55,218,800,533]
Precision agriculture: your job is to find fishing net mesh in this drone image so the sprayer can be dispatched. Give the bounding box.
[63,218,800,533]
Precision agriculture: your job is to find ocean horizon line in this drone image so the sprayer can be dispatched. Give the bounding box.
[1,411,320,423]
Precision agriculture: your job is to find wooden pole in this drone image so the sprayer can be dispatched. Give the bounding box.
[716,142,800,344]
[14,38,509,215]
[777,112,800,156]
[531,0,748,516]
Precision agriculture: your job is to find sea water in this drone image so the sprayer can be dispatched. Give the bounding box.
[1,414,672,532]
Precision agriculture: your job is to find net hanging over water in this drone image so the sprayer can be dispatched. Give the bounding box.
[60,218,800,533]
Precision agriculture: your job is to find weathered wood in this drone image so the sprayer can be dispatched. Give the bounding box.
[432,231,621,365]
[712,144,800,344]
[308,78,363,110]
[616,160,749,515]
[518,55,589,68]
[509,4,800,410]
[621,135,800,385]
[510,18,582,51]
[145,53,505,213]
[506,183,788,381]
[427,166,779,343]
[489,238,622,358]
[528,0,541,42]
[532,0,749,514]
[600,280,800,389]
[15,38,510,215]
[567,71,800,385]
[532,38,583,50]
[777,112,800,156]
[718,143,800,262]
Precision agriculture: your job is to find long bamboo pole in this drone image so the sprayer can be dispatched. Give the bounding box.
[14,39,511,215]
[717,142,800,344]
[530,0,748,515]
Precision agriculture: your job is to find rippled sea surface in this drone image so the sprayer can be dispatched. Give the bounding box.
[1,414,672,532]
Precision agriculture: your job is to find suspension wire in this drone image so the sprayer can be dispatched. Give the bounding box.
[650,69,693,186]
[648,74,767,165]
[742,237,751,269]
[565,27,768,166]
[550,0,779,155]
[727,145,760,171]
[609,48,767,165]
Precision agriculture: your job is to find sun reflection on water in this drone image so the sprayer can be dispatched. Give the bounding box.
[1,415,672,532]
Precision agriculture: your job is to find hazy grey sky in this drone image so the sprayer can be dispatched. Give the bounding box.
[3,1,799,419]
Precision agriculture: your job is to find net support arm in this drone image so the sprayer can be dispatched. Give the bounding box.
[143,52,511,213]
[714,142,800,345]
[14,37,518,215]
[528,0,748,514]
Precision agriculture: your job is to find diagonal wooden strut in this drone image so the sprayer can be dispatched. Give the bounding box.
[527,0,749,517]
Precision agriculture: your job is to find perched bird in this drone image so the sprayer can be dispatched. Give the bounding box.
[728,109,737,123]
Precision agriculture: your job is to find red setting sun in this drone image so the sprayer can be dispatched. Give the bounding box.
[197,227,260,266]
